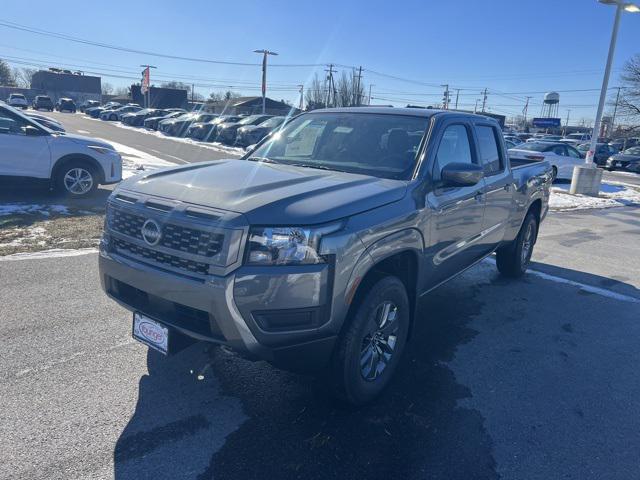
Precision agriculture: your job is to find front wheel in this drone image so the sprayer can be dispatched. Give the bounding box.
[328,276,410,405]
[496,212,538,278]
[55,162,98,197]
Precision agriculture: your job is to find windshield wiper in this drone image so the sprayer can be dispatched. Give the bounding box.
[248,156,279,164]
[286,163,338,172]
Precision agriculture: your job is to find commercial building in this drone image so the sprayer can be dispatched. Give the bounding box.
[30,69,101,103]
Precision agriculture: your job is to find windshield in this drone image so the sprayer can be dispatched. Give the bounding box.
[567,133,586,139]
[258,116,285,128]
[515,142,550,152]
[249,112,428,180]
[11,94,25,99]
[238,115,265,125]
[623,146,640,155]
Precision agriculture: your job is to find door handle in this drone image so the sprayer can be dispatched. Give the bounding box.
[474,192,484,202]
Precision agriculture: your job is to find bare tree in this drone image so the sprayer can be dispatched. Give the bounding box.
[304,73,326,110]
[0,59,16,86]
[114,86,130,96]
[617,54,640,121]
[13,67,37,88]
[101,82,114,95]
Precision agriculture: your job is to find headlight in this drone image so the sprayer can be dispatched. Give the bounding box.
[245,224,341,265]
[88,145,117,155]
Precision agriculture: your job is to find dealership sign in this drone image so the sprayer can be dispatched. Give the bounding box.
[532,117,561,128]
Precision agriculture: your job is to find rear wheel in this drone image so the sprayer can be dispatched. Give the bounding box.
[55,162,98,197]
[496,212,538,278]
[328,276,410,405]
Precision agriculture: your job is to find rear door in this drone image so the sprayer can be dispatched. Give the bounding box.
[473,122,512,251]
[426,120,486,288]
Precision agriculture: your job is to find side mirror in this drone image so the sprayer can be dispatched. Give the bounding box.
[24,125,43,136]
[441,162,484,187]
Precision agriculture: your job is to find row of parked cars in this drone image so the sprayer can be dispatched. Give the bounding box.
[502,131,640,176]
[84,101,287,147]
[5,93,86,113]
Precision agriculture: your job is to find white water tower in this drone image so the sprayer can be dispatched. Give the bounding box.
[541,91,560,118]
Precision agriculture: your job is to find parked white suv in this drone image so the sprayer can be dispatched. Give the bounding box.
[0,102,122,196]
[7,93,28,109]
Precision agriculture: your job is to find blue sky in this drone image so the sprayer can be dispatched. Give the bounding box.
[1,0,639,122]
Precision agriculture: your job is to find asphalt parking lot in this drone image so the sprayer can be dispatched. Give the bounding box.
[1,113,640,480]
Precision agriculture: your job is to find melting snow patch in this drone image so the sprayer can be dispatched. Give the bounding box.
[0,204,70,217]
[93,138,177,179]
[549,182,640,211]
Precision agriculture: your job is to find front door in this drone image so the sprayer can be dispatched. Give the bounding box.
[0,107,51,178]
[426,122,486,288]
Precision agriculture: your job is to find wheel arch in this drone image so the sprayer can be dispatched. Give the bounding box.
[51,154,105,187]
[343,229,424,340]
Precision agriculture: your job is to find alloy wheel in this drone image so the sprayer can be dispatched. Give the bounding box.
[63,168,93,195]
[360,301,399,381]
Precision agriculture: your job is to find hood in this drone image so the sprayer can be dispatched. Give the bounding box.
[219,122,240,130]
[118,159,408,225]
[239,125,260,133]
[612,154,640,162]
[57,133,114,150]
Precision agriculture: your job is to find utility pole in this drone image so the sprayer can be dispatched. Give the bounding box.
[454,89,460,109]
[191,83,195,103]
[441,84,450,109]
[139,64,156,108]
[481,88,488,113]
[611,86,621,133]
[523,96,532,125]
[325,64,336,108]
[474,99,480,113]
[368,84,374,105]
[354,66,363,106]
[564,109,571,136]
[253,49,278,114]
[298,84,304,111]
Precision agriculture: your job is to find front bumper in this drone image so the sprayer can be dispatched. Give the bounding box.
[99,243,337,371]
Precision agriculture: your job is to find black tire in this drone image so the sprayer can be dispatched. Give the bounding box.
[496,212,538,278]
[328,276,410,405]
[54,161,98,197]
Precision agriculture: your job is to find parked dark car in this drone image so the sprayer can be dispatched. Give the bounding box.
[32,95,54,111]
[143,110,185,130]
[86,102,121,118]
[575,142,618,167]
[25,112,65,132]
[121,108,169,127]
[235,116,286,147]
[56,98,76,113]
[78,100,100,112]
[606,146,640,173]
[186,115,243,141]
[216,114,273,145]
[609,137,640,152]
[159,112,218,137]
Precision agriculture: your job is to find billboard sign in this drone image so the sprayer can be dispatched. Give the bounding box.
[532,117,561,128]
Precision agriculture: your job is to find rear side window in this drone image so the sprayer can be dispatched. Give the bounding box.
[433,124,474,181]
[476,125,503,174]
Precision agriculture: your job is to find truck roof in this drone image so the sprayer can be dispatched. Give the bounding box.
[308,106,498,123]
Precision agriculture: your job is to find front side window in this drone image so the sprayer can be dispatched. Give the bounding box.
[476,125,503,174]
[432,124,474,181]
[249,112,429,180]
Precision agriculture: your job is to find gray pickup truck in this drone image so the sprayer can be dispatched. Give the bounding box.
[99,107,551,404]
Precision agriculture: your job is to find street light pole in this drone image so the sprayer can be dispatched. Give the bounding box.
[570,0,639,195]
[253,49,278,114]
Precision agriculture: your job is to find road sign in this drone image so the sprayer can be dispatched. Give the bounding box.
[532,117,561,128]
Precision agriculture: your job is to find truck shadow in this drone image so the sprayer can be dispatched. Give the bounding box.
[113,274,499,480]
[113,262,640,480]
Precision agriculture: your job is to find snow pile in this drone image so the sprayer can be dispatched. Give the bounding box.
[111,121,246,156]
[0,204,69,217]
[93,138,177,179]
[549,182,640,211]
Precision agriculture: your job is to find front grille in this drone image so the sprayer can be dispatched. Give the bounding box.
[113,237,210,276]
[110,208,224,257]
